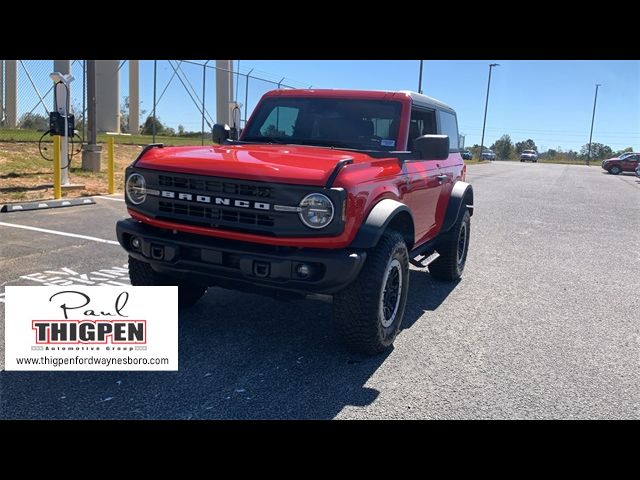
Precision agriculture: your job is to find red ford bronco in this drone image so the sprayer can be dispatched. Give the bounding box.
[116,89,474,354]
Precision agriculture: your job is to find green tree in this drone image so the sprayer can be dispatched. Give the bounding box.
[491,134,514,160]
[141,116,166,135]
[178,124,185,136]
[580,142,613,161]
[120,96,147,133]
[515,139,538,154]
[615,146,633,156]
[18,112,49,131]
[262,124,286,137]
[466,144,481,160]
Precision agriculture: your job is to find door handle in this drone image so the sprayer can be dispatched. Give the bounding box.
[437,174,448,182]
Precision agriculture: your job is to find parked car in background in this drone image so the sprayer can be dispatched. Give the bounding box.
[635,164,640,177]
[520,149,538,162]
[461,150,472,160]
[601,152,640,174]
[481,149,496,161]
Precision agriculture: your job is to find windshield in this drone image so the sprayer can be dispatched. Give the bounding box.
[619,152,633,159]
[242,97,403,151]
[523,150,536,154]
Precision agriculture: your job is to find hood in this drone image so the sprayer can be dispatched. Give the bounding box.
[135,144,376,186]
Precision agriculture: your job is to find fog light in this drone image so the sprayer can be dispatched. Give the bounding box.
[131,237,141,250]
[296,263,312,279]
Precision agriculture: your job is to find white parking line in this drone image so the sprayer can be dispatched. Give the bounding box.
[0,221,120,245]
[94,195,125,202]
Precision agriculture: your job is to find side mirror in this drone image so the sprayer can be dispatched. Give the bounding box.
[212,123,230,144]
[229,126,239,141]
[413,134,449,160]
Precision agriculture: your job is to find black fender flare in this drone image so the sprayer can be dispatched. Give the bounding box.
[350,199,414,249]
[440,181,474,234]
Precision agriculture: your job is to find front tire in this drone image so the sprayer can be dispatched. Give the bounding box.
[430,209,471,281]
[128,256,207,308]
[333,230,409,355]
[609,166,621,175]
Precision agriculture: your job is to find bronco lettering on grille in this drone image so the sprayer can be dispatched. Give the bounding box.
[158,190,271,210]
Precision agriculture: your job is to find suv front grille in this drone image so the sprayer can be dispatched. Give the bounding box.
[128,168,345,237]
[158,175,273,199]
[158,201,275,227]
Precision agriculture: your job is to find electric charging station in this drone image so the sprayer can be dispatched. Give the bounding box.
[49,72,75,186]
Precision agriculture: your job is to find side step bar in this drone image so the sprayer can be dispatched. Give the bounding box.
[410,251,440,269]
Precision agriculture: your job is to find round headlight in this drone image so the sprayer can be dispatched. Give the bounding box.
[126,173,147,204]
[299,193,334,229]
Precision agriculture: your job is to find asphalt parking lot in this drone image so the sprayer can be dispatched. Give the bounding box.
[1,162,639,419]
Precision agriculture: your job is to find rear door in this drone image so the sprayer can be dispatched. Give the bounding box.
[623,154,639,171]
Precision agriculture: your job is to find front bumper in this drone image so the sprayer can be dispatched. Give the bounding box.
[116,218,366,295]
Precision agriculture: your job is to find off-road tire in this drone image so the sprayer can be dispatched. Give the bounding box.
[128,256,207,308]
[429,209,471,281]
[333,230,409,355]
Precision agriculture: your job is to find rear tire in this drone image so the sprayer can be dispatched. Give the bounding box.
[128,256,207,308]
[333,230,409,355]
[430,210,471,281]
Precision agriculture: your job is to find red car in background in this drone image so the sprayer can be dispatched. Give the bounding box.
[602,152,640,174]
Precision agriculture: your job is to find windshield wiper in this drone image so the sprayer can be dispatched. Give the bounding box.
[242,136,288,144]
[294,138,364,150]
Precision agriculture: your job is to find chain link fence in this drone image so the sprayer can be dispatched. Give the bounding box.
[0,59,307,146]
[0,60,86,143]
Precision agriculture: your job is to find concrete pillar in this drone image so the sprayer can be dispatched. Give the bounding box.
[1,60,4,125]
[82,60,102,172]
[216,60,233,126]
[95,60,120,133]
[5,60,17,128]
[128,60,139,134]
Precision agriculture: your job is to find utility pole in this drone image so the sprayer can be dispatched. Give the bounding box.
[418,60,424,94]
[201,60,210,145]
[81,60,102,172]
[587,83,601,166]
[152,60,157,143]
[479,63,499,161]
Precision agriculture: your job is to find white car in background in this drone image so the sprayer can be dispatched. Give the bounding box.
[520,149,538,162]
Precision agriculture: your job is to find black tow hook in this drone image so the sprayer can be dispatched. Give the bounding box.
[253,261,270,278]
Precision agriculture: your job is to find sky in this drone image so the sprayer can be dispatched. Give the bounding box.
[11,60,640,152]
[236,60,640,152]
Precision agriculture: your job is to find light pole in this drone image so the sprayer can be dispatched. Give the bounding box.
[201,60,210,146]
[587,83,601,166]
[479,63,499,161]
[418,60,424,94]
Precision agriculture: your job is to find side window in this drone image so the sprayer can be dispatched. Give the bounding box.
[259,106,299,137]
[438,110,459,151]
[408,109,436,150]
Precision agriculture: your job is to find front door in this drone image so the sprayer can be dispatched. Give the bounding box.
[402,108,443,242]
